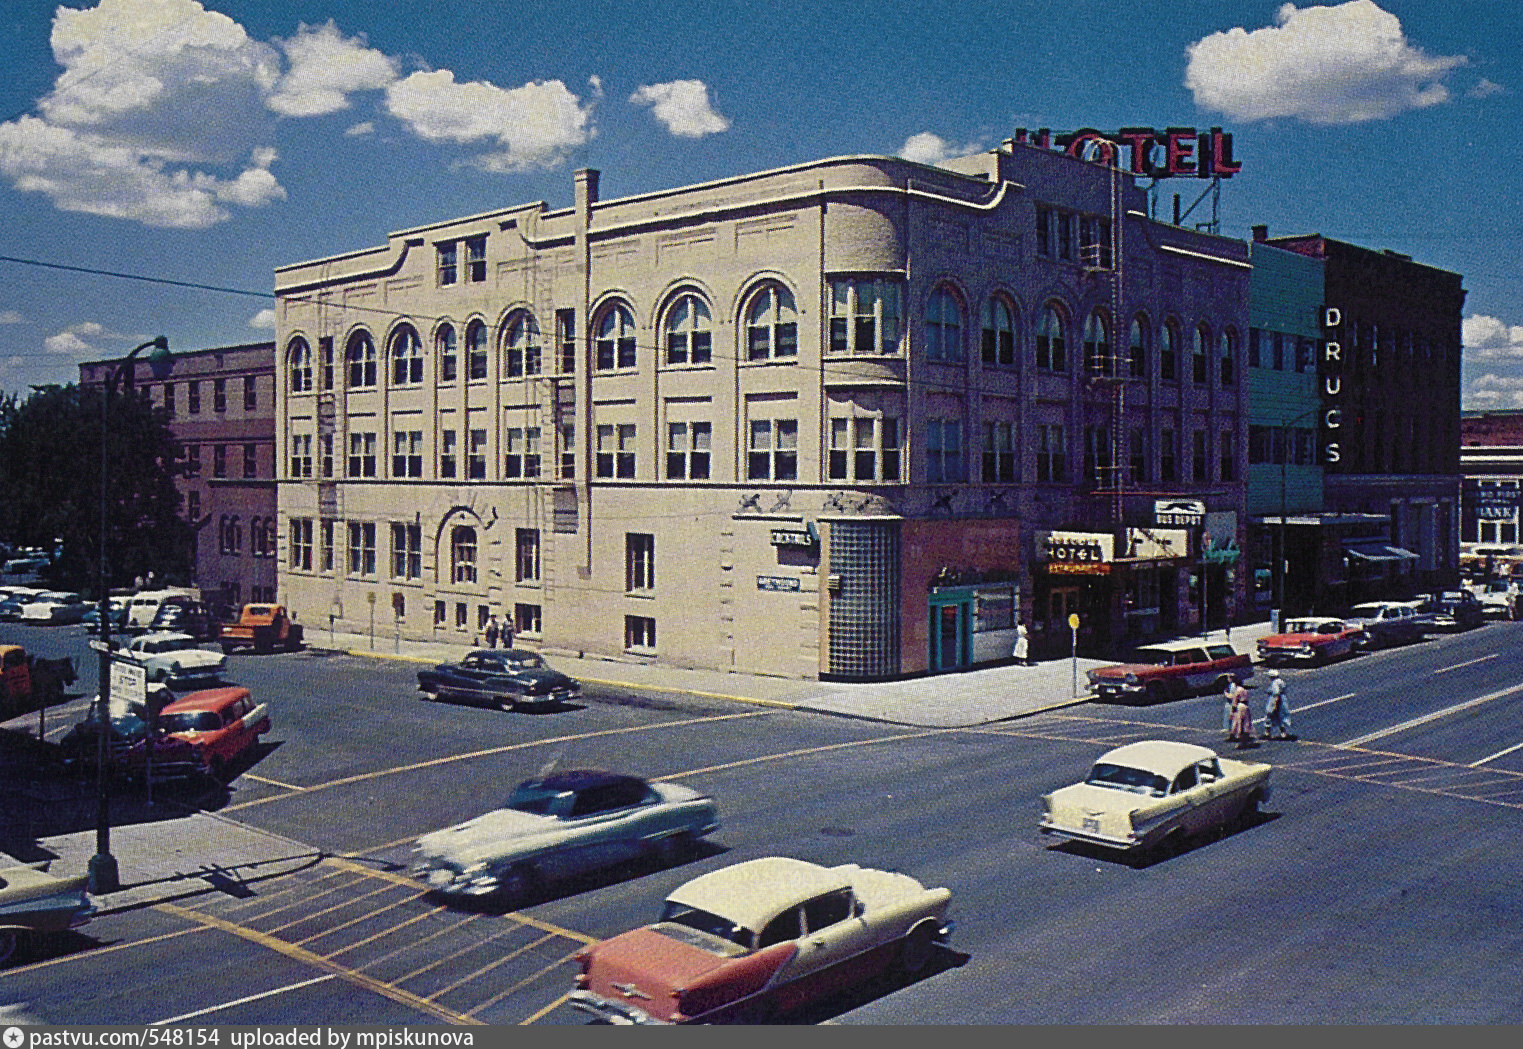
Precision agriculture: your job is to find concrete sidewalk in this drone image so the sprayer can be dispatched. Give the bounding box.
[313,619,1280,729]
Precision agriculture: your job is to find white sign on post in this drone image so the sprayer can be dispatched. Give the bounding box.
[108,659,147,713]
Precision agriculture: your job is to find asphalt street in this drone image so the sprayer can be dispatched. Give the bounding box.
[3,618,1523,1024]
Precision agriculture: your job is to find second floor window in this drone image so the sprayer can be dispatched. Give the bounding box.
[437,325,458,383]
[556,309,576,374]
[289,434,312,478]
[596,305,637,370]
[392,327,424,385]
[1160,427,1178,482]
[348,521,376,576]
[289,338,312,392]
[391,522,421,579]
[450,525,477,583]
[348,432,376,477]
[440,429,457,478]
[982,297,1016,367]
[213,444,227,478]
[466,321,488,380]
[504,427,541,478]
[925,419,963,483]
[1036,423,1066,482]
[746,286,797,360]
[289,518,313,571]
[1161,322,1180,381]
[665,294,712,367]
[626,533,655,591]
[516,528,540,582]
[319,434,334,478]
[505,315,543,378]
[467,429,487,479]
[596,423,636,478]
[1084,311,1112,376]
[1036,306,1066,371]
[829,278,901,355]
[983,421,1016,483]
[1220,329,1237,385]
[1129,317,1149,378]
[925,287,963,362]
[1083,424,1112,485]
[828,416,901,482]
[1193,326,1210,384]
[243,443,258,478]
[666,422,711,480]
[747,419,798,481]
[347,333,377,389]
[393,430,423,477]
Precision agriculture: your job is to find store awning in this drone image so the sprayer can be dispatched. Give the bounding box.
[1343,541,1421,563]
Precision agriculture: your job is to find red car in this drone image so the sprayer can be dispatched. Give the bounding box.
[154,686,270,780]
[1087,640,1252,703]
[1256,617,1363,665]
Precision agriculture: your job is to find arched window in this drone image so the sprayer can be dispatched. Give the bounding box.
[746,285,797,361]
[451,525,478,584]
[1083,310,1112,376]
[595,304,637,371]
[665,293,712,366]
[436,324,457,383]
[1160,320,1180,381]
[466,320,489,380]
[1193,324,1211,384]
[925,286,963,362]
[345,332,376,389]
[505,314,542,377]
[228,515,242,555]
[1220,327,1237,386]
[982,296,1015,367]
[390,326,423,386]
[1128,315,1149,378]
[1036,304,1066,371]
[287,337,312,393]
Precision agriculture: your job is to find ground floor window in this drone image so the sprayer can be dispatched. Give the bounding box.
[515,603,542,635]
[625,614,656,650]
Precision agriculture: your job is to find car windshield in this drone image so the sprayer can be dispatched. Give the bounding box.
[159,711,221,733]
[1440,591,1465,601]
[1348,605,1383,618]
[1284,619,1325,633]
[657,902,753,948]
[503,653,544,669]
[504,782,565,815]
[1086,762,1169,797]
[158,637,195,651]
[1131,649,1172,666]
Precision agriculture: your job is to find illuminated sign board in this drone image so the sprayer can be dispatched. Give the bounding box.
[1011,126,1242,178]
[1320,307,1344,465]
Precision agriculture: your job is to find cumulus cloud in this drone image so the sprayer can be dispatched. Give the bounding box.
[0,311,23,325]
[249,308,276,329]
[267,21,397,117]
[1464,314,1523,360]
[1467,373,1523,410]
[1185,1,1466,125]
[1467,78,1506,99]
[897,131,985,165]
[44,321,113,356]
[387,70,594,171]
[629,80,730,138]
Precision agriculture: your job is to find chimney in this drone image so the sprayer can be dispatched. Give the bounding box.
[1251,224,1268,242]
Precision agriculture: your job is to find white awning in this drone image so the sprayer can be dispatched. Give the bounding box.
[1344,541,1420,563]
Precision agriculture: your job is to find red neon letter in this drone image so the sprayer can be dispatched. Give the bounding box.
[1117,127,1159,175]
[1207,128,1242,177]
[1165,128,1196,177]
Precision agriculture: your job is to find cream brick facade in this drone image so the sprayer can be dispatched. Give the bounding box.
[275,146,1249,679]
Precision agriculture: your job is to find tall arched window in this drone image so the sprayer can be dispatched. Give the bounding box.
[982,296,1015,367]
[287,337,312,393]
[746,285,797,360]
[665,293,712,366]
[1160,319,1180,380]
[1036,305,1066,371]
[1193,324,1211,384]
[345,332,376,389]
[436,325,457,383]
[1083,309,1112,376]
[466,320,488,380]
[390,326,423,386]
[505,314,542,377]
[451,525,478,584]
[1220,327,1237,386]
[925,286,963,363]
[595,304,637,371]
[1128,315,1149,378]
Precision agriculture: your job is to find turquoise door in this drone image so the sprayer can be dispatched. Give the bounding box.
[928,596,971,671]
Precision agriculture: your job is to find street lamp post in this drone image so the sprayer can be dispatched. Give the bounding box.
[89,335,170,895]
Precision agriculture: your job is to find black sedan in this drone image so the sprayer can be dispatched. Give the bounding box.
[416,648,580,712]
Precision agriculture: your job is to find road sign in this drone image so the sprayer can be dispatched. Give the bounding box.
[108,659,146,711]
[1067,612,1080,630]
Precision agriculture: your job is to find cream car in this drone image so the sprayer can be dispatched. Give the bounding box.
[1040,740,1272,857]
[116,632,228,687]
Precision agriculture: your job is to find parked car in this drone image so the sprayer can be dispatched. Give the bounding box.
[1087,640,1252,703]
[1422,589,1485,632]
[56,695,203,784]
[18,591,90,625]
[0,589,45,621]
[1256,617,1363,665]
[154,686,270,780]
[57,705,152,770]
[148,599,222,642]
[219,603,304,654]
[412,769,719,903]
[82,597,130,635]
[0,863,94,965]
[115,632,227,687]
[1345,601,1426,649]
[416,648,580,711]
[124,589,198,633]
[569,856,954,1025]
[1039,739,1273,857]
[1473,579,1516,620]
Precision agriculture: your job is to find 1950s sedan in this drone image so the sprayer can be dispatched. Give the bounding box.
[417,648,580,711]
[413,769,718,904]
[1040,740,1272,858]
[0,863,94,964]
[1256,617,1363,665]
[569,856,953,1024]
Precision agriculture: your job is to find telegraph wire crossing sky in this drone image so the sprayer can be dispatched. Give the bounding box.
[0,0,1519,408]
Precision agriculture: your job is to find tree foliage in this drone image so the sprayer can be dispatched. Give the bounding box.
[0,383,191,595]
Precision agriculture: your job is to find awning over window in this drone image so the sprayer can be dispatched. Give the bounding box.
[1344,541,1421,563]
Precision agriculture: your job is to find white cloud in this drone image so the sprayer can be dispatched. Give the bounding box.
[1468,78,1506,100]
[267,21,398,118]
[1185,1,1466,124]
[344,121,375,137]
[44,321,111,356]
[386,70,594,171]
[1464,314,1523,360]
[0,311,23,325]
[897,132,985,165]
[1467,372,1523,409]
[249,308,276,329]
[629,80,730,138]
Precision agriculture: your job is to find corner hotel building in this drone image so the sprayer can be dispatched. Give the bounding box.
[275,142,1248,680]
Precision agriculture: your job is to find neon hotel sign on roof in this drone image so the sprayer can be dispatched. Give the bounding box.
[1011,127,1243,179]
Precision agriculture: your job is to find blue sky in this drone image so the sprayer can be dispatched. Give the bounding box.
[1,0,1520,408]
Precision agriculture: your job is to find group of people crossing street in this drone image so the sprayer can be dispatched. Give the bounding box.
[1224,670,1294,746]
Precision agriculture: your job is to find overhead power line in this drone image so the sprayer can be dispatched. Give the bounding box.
[0,253,273,300]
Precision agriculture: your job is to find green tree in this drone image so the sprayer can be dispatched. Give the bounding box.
[0,383,191,595]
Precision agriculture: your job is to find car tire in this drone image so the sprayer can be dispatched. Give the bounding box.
[652,832,695,867]
[1238,789,1265,829]
[1145,682,1165,705]
[496,862,540,908]
[0,928,17,965]
[897,921,938,976]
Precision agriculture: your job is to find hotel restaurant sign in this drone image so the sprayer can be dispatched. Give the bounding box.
[1039,529,1192,575]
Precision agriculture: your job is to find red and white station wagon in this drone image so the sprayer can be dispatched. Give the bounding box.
[155,686,270,780]
[1256,617,1364,666]
[1087,640,1252,703]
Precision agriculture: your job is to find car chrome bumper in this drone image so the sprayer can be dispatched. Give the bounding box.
[567,990,667,1025]
[1038,819,1138,849]
[412,864,499,896]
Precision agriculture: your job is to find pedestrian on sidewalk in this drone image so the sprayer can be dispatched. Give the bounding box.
[1013,622,1030,666]
[501,615,515,650]
[1263,669,1293,739]
[1229,686,1254,747]
[484,614,500,649]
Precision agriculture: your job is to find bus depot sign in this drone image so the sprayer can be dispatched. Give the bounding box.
[1011,126,1242,178]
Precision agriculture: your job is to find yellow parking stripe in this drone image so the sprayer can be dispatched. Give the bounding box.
[425,932,557,1001]
[263,881,410,935]
[519,991,571,1026]
[466,946,587,1019]
[323,904,448,959]
[352,913,483,972]
[388,924,525,987]
[293,888,430,947]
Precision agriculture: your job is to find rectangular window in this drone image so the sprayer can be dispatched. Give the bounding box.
[1221,430,1236,482]
[320,337,335,390]
[504,427,542,479]
[451,528,477,584]
[214,378,227,413]
[289,518,313,571]
[437,242,457,286]
[1160,428,1178,483]
[186,444,201,477]
[1035,204,1051,256]
[515,603,542,636]
[1272,332,1285,370]
[434,600,446,626]
[1083,425,1111,485]
[439,429,457,478]
[828,278,902,355]
[320,519,335,572]
[391,522,421,579]
[186,490,200,523]
[213,444,227,478]
[455,602,468,629]
[625,614,656,650]
[244,375,257,411]
[1192,341,1208,384]
[1193,429,1208,482]
[556,309,576,375]
[243,443,258,478]
[1248,329,1262,369]
[1037,423,1066,483]
[747,419,798,481]
[560,422,575,479]
[347,521,376,576]
[982,421,1016,483]
[1129,428,1148,483]
[187,381,200,414]
[468,429,487,479]
[666,421,712,480]
[478,605,491,632]
[465,235,486,282]
[319,433,334,478]
[289,434,313,478]
[516,528,540,582]
[596,423,636,478]
[926,420,963,483]
[392,430,423,478]
[626,533,655,591]
[1057,210,1073,260]
[162,383,175,416]
[348,432,377,477]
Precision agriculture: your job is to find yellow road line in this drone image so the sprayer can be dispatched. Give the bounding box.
[222,710,771,812]
[467,946,587,1020]
[352,913,483,972]
[388,924,524,987]
[324,904,447,960]
[520,991,571,1026]
[241,772,307,792]
[425,932,557,1002]
[293,888,430,947]
[0,925,208,978]
[263,881,407,936]
[155,902,482,1026]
